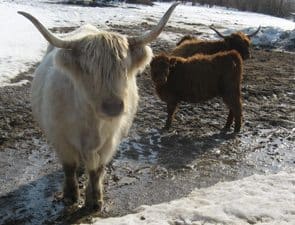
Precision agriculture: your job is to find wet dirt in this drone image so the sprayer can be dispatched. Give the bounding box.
[0,26,294,225]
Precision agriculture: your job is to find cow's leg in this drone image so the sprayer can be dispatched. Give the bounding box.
[55,143,80,205]
[224,95,242,133]
[83,137,117,211]
[82,151,104,211]
[86,165,105,211]
[165,102,178,129]
[232,100,242,133]
[62,162,79,204]
[223,90,243,132]
[223,110,234,131]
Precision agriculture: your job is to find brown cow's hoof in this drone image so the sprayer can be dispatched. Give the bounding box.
[234,127,241,133]
[162,127,169,132]
[221,126,230,133]
[162,124,172,131]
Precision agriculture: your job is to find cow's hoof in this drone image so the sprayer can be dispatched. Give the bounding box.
[53,191,79,206]
[234,127,241,133]
[162,124,171,131]
[63,188,79,205]
[63,194,79,206]
[221,126,230,133]
[85,200,104,212]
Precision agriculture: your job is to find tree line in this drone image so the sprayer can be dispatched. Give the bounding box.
[149,0,295,18]
[183,0,295,18]
[68,1,295,18]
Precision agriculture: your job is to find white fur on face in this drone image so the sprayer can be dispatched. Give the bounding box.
[55,31,153,118]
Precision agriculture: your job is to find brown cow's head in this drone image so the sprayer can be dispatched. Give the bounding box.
[176,35,197,46]
[18,3,178,118]
[210,25,261,60]
[150,54,171,86]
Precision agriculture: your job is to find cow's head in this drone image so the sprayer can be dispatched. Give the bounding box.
[18,2,178,118]
[150,54,171,86]
[210,25,260,60]
[176,35,197,46]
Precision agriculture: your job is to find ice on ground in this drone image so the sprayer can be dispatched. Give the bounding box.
[89,171,295,225]
[253,27,295,51]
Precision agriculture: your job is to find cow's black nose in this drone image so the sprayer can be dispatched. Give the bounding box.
[102,98,124,117]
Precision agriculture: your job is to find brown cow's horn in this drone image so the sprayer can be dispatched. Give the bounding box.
[128,2,179,46]
[18,11,75,49]
[247,26,261,38]
[209,25,227,39]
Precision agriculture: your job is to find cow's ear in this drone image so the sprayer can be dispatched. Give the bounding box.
[129,45,153,73]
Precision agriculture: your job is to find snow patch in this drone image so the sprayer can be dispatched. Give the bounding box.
[89,171,295,225]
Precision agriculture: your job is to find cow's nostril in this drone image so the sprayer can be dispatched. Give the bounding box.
[102,99,124,117]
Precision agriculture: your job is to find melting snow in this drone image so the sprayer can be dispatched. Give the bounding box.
[90,171,295,225]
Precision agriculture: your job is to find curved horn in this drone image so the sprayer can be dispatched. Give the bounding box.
[128,2,179,46]
[18,11,75,49]
[247,26,261,38]
[209,25,227,39]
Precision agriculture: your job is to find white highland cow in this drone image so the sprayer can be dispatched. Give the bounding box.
[18,2,178,210]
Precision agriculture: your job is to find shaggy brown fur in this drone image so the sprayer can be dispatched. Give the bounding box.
[172,32,252,60]
[150,50,243,132]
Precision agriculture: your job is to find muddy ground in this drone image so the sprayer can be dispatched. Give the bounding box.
[0,25,294,225]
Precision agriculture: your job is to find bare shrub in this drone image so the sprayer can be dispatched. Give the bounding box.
[182,0,295,18]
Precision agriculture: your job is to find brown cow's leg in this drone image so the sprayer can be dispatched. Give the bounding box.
[223,93,242,132]
[223,110,234,131]
[85,165,105,211]
[165,102,178,129]
[233,100,242,133]
[225,96,242,133]
[63,163,79,205]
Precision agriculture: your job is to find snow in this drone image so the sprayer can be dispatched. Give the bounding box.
[88,170,295,225]
[0,0,295,86]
